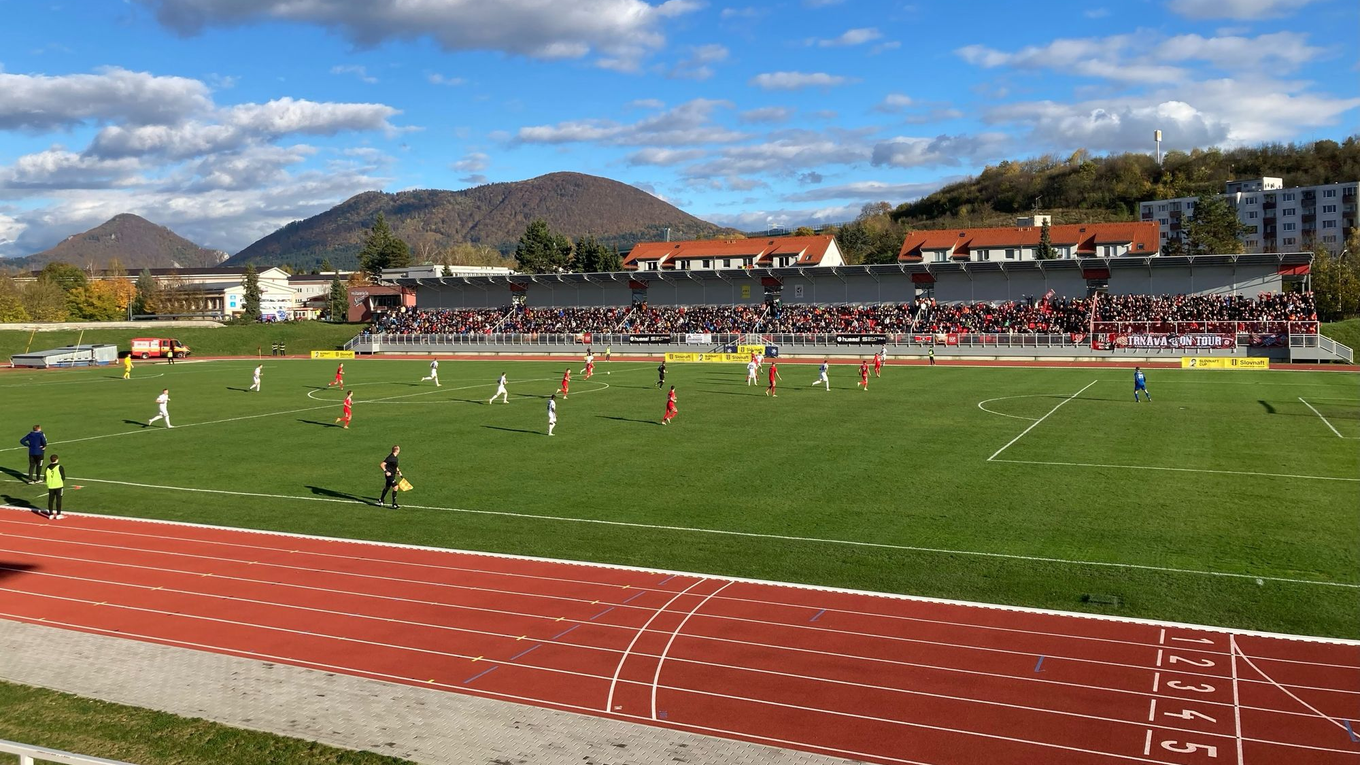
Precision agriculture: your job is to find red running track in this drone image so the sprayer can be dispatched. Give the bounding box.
[0,509,1356,764]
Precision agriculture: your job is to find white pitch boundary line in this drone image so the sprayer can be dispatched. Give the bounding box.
[0,372,166,388]
[988,380,1098,461]
[34,476,1360,593]
[4,506,1358,647]
[1231,638,1352,734]
[605,578,707,713]
[9,539,1353,695]
[652,581,733,720]
[990,458,1360,484]
[1298,397,1353,439]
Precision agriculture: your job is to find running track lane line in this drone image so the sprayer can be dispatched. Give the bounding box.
[32,474,1360,590]
[5,518,1354,670]
[652,581,733,720]
[605,578,708,712]
[987,380,1098,461]
[2,511,1360,756]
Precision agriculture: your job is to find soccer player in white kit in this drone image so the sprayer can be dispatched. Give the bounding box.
[421,359,440,386]
[249,364,263,392]
[148,388,173,428]
[745,359,758,385]
[812,359,830,390]
[547,394,558,436]
[489,373,509,404]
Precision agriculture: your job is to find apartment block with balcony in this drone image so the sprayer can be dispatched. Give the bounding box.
[1140,178,1358,253]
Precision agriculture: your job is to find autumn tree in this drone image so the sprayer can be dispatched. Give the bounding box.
[1185,195,1247,255]
[21,278,69,321]
[792,226,816,236]
[0,274,29,322]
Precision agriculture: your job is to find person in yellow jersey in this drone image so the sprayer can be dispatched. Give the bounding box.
[122,353,133,380]
[44,454,66,520]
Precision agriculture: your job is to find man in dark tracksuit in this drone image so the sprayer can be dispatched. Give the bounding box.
[44,454,65,520]
[379,446,402,509]
[656,361,667,389]
[19,425,47,484]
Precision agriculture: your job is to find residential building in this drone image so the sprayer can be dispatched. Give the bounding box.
[623,234,844,272]
[897,219,1160,263]
[1140,178,1358,253]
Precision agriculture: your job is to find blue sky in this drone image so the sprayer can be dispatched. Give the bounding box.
[0,0,1356,257]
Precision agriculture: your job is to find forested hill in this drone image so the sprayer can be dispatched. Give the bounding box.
[893,138,1360,229]
[228,172,731,269]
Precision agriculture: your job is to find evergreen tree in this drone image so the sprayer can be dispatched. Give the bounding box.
[1185,195,1247,255]
[573,235,610,273]
[320,258,334,273]
[357,212,412,280]
[600,245,623,272]
[132,269,159,316]
[1035,221,1056,259]
[241,264,263,322]
[327,276,349,323]
[515,219,572,273]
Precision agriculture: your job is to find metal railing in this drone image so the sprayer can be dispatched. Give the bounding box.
[1291,334,1355,364]
[0,739,138,765]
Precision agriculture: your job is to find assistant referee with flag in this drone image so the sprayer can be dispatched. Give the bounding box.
[44,454,66,520]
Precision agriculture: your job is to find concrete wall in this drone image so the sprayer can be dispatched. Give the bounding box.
[411,264,1286,309]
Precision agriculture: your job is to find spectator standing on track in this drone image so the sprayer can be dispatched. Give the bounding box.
[122,353,133,380]
[378,446,402,508]
[249,364,263,392]
[656,360,667,389]
[147,389,173,428]
[421,358,440,386]
[605,346,611,362]
[19,425,47,484]
[489,372,510,404]
[928,346,935,366]
[1134,367,1152,403]
[547,394,558,436]
[44,454,65,520]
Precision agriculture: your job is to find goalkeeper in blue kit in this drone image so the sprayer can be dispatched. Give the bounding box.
[1133,367,1151,402]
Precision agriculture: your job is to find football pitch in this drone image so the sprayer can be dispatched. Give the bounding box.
[3,357,1357,638]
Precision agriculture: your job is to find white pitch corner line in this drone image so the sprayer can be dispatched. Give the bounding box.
[1298,397,1350,439]
[988,380,1098,461]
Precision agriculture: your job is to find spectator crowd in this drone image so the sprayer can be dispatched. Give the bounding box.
[364,292,1316,338]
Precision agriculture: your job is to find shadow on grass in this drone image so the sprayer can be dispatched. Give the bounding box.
[1260,400,1277,414]
[305,485,371,503]
[226,386,251,393]
[598,415,659,426]
[0,466,31,483]
[482,425,543,436]
[122,419,150,428]
[297,419,341,429]
[0,493,40,511]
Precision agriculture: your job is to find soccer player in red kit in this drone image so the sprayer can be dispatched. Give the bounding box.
[857,360,870,390]
[764,362,781,397]
[328,363,345,390]
[662,386,678,424]
[335,391,353,429]
[873,350,884,378]
[560,368,571,398]
[584,354,595,379]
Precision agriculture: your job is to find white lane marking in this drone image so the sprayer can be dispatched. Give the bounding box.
[5,506,1359,647]
[652,581,732,720]
[1298,397,1353,439]
[1229,635,1245,765]
[988,381,1098,461]
[1231,638,1352,734]
[605,579,707,713]
[991,458,1360,484]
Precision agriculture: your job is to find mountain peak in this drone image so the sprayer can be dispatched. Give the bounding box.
[17,215,228,271]
[227,172,730,269]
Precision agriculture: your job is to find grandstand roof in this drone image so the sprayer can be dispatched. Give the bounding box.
[623,235,838,269]
[898,222,1160,262]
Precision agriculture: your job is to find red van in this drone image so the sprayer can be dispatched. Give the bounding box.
[130,338,191,359]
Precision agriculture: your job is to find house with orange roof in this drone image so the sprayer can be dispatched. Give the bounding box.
[623,234,844,271]
[898,217,1160,264]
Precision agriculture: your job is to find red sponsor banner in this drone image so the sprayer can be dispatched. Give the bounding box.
[1091,333,1235,351]
[945,333,959,346]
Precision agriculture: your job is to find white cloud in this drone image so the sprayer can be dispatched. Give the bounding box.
[869,41,901,55]
[451,152,490,173]
[684,128,875,177]
[1084,7,1111,17]
[719,6,764,19]
[1153,32,1323,72]
[739,106,793,123]
[0,67,211,130]
[783,179,956,203]
[627,98,666,110]
[870,133,1010,168]
[459,174,488,185]
[749,71,858,90]
[626,147,707,166]
[811,27,882,47]
[138,0,698,68]
[426,73,466,86]
[957,38,1186,83]
[701,203,860,232]
[516,98,745,146]
[873,93,914,113]
[1167,0,1320,19]
[330,64,377,84]
[0,148,145,191]
[670,43,728,80]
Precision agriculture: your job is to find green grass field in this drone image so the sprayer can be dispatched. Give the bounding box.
[0,322,364,360]
[0,680,413,765]
[3,357,1358,638]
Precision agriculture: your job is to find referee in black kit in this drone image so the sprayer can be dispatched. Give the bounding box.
[656,359,667,389]
[379,445,402,509]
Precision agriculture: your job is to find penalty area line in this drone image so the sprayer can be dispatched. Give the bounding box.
[51,476,1360,591]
